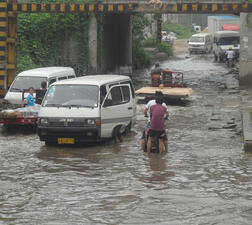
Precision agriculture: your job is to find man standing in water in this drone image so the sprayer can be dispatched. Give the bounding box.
[147,95,168,154]
[142,91,168,151]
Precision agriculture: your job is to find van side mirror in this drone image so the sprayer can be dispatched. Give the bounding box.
[103,99,112,107]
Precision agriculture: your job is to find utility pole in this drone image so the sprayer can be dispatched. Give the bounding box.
[156,14,162,43]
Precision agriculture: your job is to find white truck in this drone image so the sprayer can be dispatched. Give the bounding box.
[208,15,240,62]
[208,15,240,37]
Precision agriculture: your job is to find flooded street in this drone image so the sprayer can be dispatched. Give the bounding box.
[1,50,252,224]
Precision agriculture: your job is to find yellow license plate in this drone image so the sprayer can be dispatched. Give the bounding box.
[57,138,75,144]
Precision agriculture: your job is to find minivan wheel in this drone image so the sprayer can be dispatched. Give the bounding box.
[126,122,132,133]
[45,141,55,146]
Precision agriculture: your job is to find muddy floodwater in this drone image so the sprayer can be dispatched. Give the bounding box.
[1,53,252,225]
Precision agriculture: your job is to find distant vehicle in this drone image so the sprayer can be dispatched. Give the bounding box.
[162,32,176,46]
[188,33,212,54]
[212,30,240,62]
[193,25,201,33]
[161,31,167,37]
[37,75,136,145]
[4,67,76,105]
[208,15,240,37]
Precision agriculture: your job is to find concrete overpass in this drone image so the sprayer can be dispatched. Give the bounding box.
[0,0,252,94]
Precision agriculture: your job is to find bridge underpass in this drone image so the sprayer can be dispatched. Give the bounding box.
[0,1,252,95]
[100,14,132,75]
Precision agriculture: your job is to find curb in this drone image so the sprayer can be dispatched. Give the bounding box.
[242,110,252,152]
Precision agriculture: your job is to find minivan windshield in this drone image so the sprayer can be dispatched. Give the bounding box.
[43,85,98,108]
[190,36,204,42]
[219,36,240,45]
[10,76,47,92]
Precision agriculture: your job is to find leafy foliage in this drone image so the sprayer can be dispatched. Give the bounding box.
[162,22,195,39]
[132,14,152,69]
[17,13,89,75]
[133,47,152,70]
[142,38,157,48]
[156,42,173,55]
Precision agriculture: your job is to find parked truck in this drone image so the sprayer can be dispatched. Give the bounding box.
[208,15,240,62]
[208,15,240,37]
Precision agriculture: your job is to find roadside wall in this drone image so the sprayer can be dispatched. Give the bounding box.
[240,13,252,85]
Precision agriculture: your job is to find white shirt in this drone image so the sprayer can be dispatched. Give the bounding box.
[226,50,234,59]
[145,99,167,121]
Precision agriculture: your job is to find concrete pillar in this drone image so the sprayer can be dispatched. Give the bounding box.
[240,13,252,85]
[0,0,7,96]
[89,14,98,74]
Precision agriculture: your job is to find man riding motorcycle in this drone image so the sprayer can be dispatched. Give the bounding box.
[225,46,235,67]
[141,91,169,152]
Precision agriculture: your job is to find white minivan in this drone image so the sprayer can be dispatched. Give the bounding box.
[212,30,240,62]
[37,75,136,145]
[4,67,76,105]
[188,33,212,54]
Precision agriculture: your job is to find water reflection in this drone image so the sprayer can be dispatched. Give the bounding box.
[1,53,252,224]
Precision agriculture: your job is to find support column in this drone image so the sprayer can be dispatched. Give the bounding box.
[240,13,252,85]
[88,14,98,74]
[0,0,7,96]
[7,11,17,89]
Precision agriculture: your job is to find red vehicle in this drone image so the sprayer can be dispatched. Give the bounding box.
[151,69,184,88]
[136,69,193,101]
[0,89,41,127]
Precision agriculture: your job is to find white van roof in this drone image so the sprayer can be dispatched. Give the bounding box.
[53,75,131,86]
[17,67,75,77]
[214,30,239,37]
[191,33,210,37]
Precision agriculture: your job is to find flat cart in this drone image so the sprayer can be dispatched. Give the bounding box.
[136,70,193,101]
[135,86,193,101]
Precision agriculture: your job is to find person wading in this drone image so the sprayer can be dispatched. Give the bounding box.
[147,95,168,154]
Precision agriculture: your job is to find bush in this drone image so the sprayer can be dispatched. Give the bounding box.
[142,38,157,48]
[156,42,173,56]
[133,47,152,70]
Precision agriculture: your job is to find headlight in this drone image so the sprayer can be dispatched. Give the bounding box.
[86,119,95,125]
[40,118,49,125]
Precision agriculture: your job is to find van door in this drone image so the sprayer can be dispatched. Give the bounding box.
[101,84,134,138]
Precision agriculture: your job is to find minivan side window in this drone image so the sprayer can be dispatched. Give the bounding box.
[111,86,123,105]
[121,86,130,102]
[100,85,107,104]
[121,81,135,98]
[58,76,67,81]
[49,78,56,85]
[68,75,75,79]
[109,83,119,88]
[104,85,130,107]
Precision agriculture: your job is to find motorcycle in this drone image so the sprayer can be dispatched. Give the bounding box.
[226,58,235,68]
[142,118,168,153]
[225,51,239,68]
[143,121,160,153]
